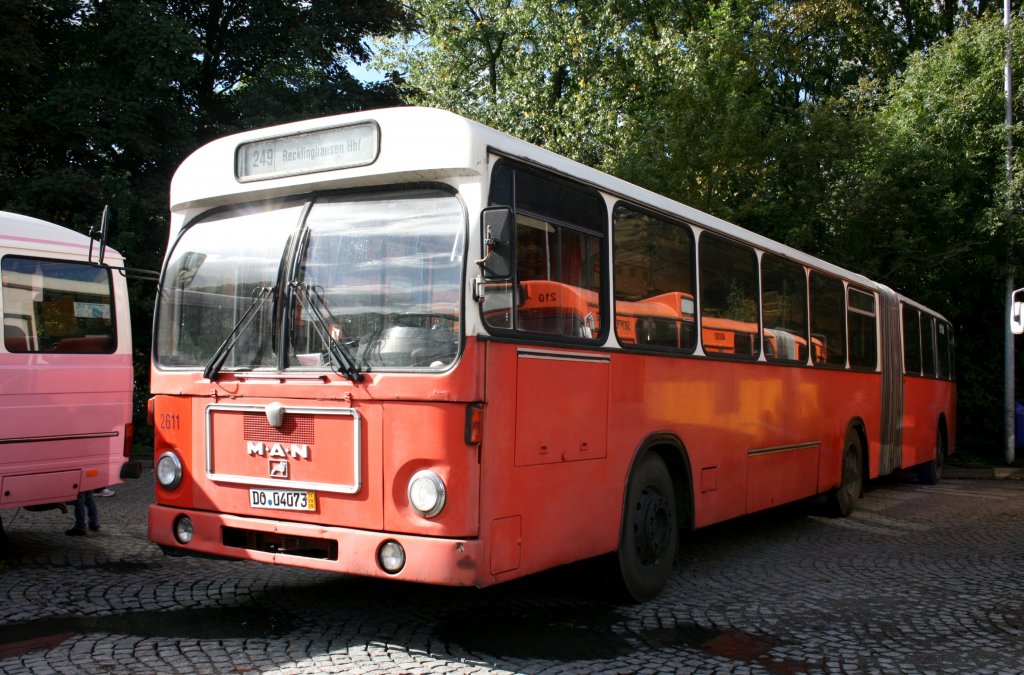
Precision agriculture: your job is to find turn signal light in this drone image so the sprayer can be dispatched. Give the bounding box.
[465,403,482,445]
[124,422,134,458]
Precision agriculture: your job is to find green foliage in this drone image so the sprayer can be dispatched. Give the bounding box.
[379,0,968,236]
[817,14,1024,454]
[378,0,635,164]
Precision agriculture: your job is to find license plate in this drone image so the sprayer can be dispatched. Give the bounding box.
[249,488,316,511]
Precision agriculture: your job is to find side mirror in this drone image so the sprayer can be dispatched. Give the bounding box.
[477,207,514,280]
[88,205,111,266]
[87,205,161,281]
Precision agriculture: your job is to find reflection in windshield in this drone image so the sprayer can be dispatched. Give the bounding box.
[293,190,463,370]
[156,190,464,373]
[157,202,300,370]
[202,285,276,380]
[289,281,363,381]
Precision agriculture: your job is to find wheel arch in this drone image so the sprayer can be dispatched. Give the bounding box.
[624,432,694,531]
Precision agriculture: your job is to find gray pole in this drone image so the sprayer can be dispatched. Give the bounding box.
[1006,0,1016,466]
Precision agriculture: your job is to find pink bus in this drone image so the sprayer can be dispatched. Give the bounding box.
[0,211,134,532]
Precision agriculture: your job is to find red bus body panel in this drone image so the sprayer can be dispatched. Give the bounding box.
[901,376,957,466]
[152,328,953,588]
[477,342,882,583]
[149,340,486,584]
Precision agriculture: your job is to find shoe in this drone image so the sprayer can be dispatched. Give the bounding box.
[65,528,86,537]
[89,524,100,532]
[95,488,115,497]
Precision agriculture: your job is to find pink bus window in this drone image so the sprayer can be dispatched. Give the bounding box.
[1,256,115,353]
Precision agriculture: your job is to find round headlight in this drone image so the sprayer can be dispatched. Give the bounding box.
[407,470,446,518]
[174,516,194,544]
[156,451,183,490]
[378,540,406,574]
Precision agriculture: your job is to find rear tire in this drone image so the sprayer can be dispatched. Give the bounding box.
[826,429,863,518]
[611,453,677,602]
[915,427,945,485]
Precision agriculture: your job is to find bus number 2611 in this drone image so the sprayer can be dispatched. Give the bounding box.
[159,413,181,431]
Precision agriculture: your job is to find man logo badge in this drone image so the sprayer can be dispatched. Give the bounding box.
[269,460,289,478]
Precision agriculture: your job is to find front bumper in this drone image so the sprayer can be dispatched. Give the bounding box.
[148,504,484,586]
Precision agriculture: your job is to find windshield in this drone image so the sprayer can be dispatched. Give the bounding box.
[156,189,465,373]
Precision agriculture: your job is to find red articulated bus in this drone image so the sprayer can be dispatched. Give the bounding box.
[148,107,955,601]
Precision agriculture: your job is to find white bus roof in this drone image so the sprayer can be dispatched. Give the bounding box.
[169,106,944,320]
[0,210,123,262]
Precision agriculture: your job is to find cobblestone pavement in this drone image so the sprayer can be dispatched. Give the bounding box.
[1,470,1023,674]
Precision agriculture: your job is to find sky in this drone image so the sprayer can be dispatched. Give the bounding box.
[349,61,388,83]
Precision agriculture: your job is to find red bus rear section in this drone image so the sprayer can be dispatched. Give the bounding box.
[148,108,954,602]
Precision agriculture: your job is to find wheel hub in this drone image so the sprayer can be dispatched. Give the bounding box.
[634,487,673,565]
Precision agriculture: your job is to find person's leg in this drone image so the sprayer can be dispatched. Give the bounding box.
[85,492,99,531]
[67,494,87,535]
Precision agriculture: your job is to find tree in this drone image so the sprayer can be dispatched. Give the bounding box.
[0,0,411,244]
[378,0,968,227]
[813,14,1024,453]
[165,0,410,136]
[380,0,625,164]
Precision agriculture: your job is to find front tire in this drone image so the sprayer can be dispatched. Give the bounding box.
[612,453,677,602]
[826,428,863,518]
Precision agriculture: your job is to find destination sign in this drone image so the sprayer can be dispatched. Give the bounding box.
[236,122,379,181]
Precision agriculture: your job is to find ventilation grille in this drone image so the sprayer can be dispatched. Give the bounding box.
[242,413,315,444]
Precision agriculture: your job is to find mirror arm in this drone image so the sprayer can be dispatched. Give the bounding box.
[475,227,497,266]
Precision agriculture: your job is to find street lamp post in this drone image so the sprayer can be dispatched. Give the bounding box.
[1006,0,1016,466]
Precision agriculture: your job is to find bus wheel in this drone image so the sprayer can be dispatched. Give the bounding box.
[826,429,863,518]
[614,453,677,602]
[915,427,945,485]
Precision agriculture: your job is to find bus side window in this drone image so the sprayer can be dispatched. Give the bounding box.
[902,305,922,376]
[921,315,936,377]
[936,321,951,380]
[699,233,759,359]
[847,287,877,370]
[809,272,846,367]
[484,162,605,340]
[761,254,808,363]
[612,204,696,352]
[1,256,115,354]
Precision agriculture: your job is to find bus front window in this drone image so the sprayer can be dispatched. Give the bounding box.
[156,201,303,370]
[293,190,464,370]
[156,190,464,373]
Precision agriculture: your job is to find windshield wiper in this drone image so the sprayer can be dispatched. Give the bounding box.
[290,281,364,382]
[202,286,275,381]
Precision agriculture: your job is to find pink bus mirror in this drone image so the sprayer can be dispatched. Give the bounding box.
[88,205,110,267]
